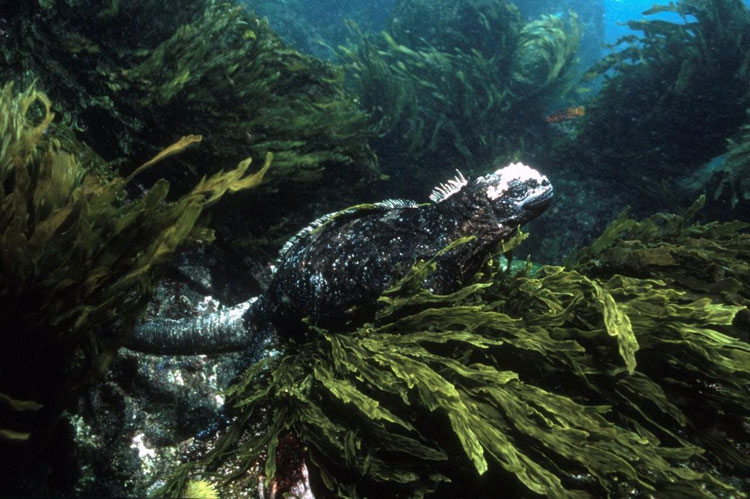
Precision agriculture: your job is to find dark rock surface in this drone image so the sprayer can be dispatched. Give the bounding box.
[70,245,264,496]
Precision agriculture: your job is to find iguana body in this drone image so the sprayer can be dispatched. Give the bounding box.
[126,163,553,354]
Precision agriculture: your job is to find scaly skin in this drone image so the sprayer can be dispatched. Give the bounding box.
[126,163,553,354]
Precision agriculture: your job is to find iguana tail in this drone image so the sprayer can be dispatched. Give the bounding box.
[125,297,269,355]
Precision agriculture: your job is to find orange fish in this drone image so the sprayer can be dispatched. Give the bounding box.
[545,105,585,123]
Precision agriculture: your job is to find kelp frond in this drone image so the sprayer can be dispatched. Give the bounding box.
[572,195,750,311]
[0,82,270,440]
[0,393,42,442]
[120,1,376,184]
[561,0,750,208]
[512,11,582,91]
[182,479,219,499]
[707,122,750,215]
[159,216,749,497]
[1,0,378,259]
[342,1,581,191]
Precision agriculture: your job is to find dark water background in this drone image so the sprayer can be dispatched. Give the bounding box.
[247,0,750,56]
[242,0,750,263]
[2,2,749,497]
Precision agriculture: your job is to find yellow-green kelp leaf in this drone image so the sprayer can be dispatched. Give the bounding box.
[0,392,43,442]
[0,392,43,412]
[125,134,203,183]
[591,280,638,373]
[341,1,579,193]
[158,203,749,497]
[0,82,271,446]
[313,362,415,432]
[182,480,219,499]
[0,429,33,442]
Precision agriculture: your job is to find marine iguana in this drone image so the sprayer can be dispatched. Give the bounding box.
[125,162,553,355]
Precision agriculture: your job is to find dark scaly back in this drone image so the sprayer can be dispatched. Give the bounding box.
[267,163,553,338]
[266,199,422,335]
[126,163,552,353]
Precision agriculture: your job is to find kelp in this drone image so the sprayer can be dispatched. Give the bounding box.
[122,2,375,184]
[244,0,393,60]
[182,479,219,499]
[0,0,378,260]
[0,394,42,442]
[341,0,581,198]
[158,207,749,497]
[555,0,750,210]
[0,82,268,452]
[389,0,522,60]
[0,0,375,181]
[512,12,583,92]
[705,122,750,220]
[515,0,605,72]
[573,195,750,312]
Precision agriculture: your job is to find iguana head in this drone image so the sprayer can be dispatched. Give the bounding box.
[430,162,553,226]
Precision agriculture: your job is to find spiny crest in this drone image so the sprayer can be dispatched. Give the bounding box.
[429,170,468,203]
[374,199,418,210]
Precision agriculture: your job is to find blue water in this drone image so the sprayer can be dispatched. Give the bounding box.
[249,0,750,63]
[605,0,689,44]
[605,0,750,44]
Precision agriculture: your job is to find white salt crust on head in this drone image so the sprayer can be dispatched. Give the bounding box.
[486,162,546,200]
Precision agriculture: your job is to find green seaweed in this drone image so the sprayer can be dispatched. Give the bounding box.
[704,121,750,219]
[0,0,378,258]
[0,82,269,452]
[341,0,581,197]
[572,195,750,311]
[554,0,750,210]
[512,12,583,92]
[121,3,375,182]
[158,205,749,497]
[389,0,522,60]
[0,393,42,442]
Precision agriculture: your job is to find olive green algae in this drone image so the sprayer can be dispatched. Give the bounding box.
[340,0,581,198]
[552,0,750,212]
[0,0,379,259]
[159,221,750,497]
[1,0,750,496]
[0,82,269,495]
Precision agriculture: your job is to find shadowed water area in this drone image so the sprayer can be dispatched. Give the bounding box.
[1,0,749,497]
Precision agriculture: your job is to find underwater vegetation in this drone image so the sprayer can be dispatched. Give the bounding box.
[2,0,749,496]
[573,195,750,313]
[243,0,398,60]
[157,205,749,497]
[0,0,375,180]
[340,0,581,198]
[0,0,378,260]
[0,82,269,493]
[554,0,750,213]
[704,120,750,221]
[514,0,605,76]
